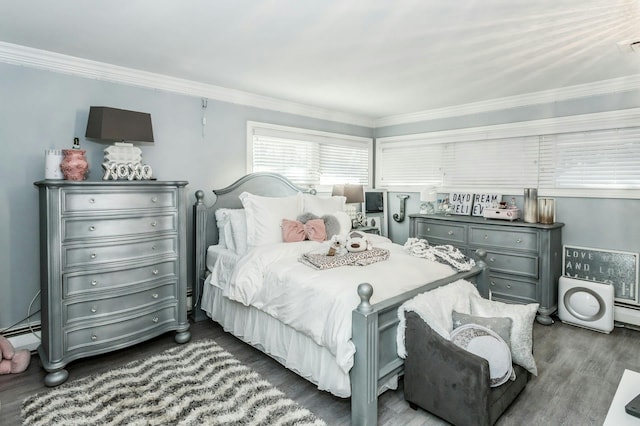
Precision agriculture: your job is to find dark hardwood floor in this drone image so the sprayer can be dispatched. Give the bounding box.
[1,316,639,425]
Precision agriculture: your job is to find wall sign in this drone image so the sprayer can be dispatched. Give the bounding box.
[472,193,501,217]
[563,245,639,304]
[448,192,473,215]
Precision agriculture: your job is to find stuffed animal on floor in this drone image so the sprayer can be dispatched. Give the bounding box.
[0,335,31,374]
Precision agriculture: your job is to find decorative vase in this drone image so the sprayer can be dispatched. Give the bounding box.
[523,188,538,223]
[60,149,89,181]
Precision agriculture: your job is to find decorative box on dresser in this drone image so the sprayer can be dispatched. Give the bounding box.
[409,214,564,325]
[34,180,191,386]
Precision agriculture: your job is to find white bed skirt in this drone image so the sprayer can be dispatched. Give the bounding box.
[202,275,352,397]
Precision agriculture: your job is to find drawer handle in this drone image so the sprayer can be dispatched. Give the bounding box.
[152,293,159,299]
[152,246,156,251]
[89,198,95,204]
[152,269,159,275]
[484,234,489,240]
[151,221,157,227]
[91,280,98,286]
[490,281,496,286]
[90,253,97,259]
[506,284,512,289]
[152,317,159,323]
[489,257,496,262]
[516,239,522,243]
[447,230,454,235]
[91,334,97,341]
[90,305,97,313]
[89,225,96,231]
[151,197,158,203]
[426,227,431,232]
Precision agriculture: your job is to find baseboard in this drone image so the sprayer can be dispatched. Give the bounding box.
[3,324,41,352]
[614,304,640,328]
[8,333,40,352]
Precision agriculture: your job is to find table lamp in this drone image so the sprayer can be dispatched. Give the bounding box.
[332,184,365,225]
[85,106,154,180]
[420,187,438,214]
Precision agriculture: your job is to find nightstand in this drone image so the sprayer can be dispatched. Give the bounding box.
[354,226,380,235]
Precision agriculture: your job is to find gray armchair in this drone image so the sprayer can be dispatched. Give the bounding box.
[403,311,529,426]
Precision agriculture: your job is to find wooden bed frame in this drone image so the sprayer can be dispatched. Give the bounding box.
[192,172,490,426]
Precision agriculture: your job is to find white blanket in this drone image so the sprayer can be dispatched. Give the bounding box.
[215,234,457,374]
[395,279,480,358]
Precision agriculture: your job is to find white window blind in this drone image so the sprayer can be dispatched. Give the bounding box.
[376,108,640,197]
[377,140,445,186]
[441,137,539,189]
[376,136,539,190]
[539,128,640,190]
[248,122,372,188]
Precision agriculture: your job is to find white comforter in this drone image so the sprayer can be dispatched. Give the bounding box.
[215,234,456,375]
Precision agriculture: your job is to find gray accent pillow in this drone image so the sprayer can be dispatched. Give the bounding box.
[452,311,512,348]
[297,213,341,239]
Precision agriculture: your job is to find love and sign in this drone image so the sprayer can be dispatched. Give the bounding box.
[563,245,639,302]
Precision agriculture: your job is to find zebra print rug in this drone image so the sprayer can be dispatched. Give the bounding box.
[21,339,326,426]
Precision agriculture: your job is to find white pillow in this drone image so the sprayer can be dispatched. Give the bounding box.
[214,209,229,250]
[303,194,346,216]
[332,211,352,235]
[450,323,513,387]
[214,209,248,255]
[239,192,303,247]
[470,295,539,376]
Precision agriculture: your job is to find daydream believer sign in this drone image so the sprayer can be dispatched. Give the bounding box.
[563,245,639,303]
[449,192,473,215]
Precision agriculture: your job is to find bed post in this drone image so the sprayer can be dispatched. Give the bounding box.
[192,190,209,322]
[351,283,378,426]
[474,249,490,299]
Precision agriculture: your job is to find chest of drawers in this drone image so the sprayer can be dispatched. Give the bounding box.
[410,214,564,325]
[35,181,191,386]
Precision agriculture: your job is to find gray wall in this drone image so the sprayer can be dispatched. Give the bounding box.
[2,59,638,333]
[0,62,372,332]
[378,89,640,258]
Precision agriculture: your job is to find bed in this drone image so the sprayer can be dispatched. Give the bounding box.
[192,172,489,426]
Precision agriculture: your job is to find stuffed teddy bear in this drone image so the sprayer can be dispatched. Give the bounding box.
[0,335,31,374]
[345,231,371,253]
[327,234,348,256]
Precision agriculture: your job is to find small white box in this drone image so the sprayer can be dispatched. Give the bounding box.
[483,208,520,221]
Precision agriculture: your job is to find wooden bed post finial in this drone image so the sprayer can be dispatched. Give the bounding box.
[357,283,373,314]
[195,190,205,205]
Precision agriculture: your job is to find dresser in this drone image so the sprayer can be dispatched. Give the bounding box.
[410,214,564,325]
[35,180,191,386]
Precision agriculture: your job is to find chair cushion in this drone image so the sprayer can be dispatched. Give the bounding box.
[450,323,513,387]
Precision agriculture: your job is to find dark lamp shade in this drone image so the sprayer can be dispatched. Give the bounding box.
[332,184,364,204]
[85,106,154,143]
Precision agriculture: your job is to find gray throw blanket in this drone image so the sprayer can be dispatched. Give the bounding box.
[404,238,475,271]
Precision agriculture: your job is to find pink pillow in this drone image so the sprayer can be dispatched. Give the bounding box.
[282,219,326,242]
[304,218,327,242]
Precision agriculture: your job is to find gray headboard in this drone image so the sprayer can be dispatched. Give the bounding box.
[192,172,315,320]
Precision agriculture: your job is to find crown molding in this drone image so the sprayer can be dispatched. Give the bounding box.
[0,42,375,128]
[374,74,640,128]
[2,41,638,131]
[376,107,640,145]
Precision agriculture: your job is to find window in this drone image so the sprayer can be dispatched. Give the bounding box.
[376,108,640,198]
[248,121,372,190]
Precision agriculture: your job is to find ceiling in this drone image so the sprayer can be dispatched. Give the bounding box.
[1,0,639,120]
